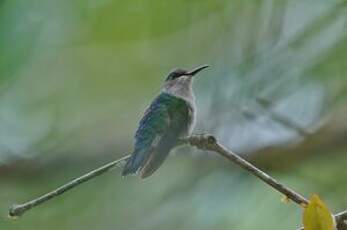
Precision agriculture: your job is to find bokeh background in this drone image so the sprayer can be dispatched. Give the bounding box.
[1,0,347,229]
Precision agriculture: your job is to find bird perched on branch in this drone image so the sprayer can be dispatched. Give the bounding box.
[122,65,209,178]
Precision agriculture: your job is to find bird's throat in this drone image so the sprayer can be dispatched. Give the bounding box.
[162,77,195,104]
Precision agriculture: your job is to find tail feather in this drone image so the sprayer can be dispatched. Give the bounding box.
[140,149,170,178]
[140,138,175,178]
[123,134,178,178]
[122,150,147,176]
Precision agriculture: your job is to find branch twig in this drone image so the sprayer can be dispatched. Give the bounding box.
[188,135,309,205]
[335,210,347,230]
[8,134,347,229]
[9,155,130,217]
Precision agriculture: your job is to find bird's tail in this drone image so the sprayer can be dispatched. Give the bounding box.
[122,149,146,176]
[139,149,170,178]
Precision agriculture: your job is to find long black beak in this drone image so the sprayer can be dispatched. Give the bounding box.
[187,65,210,76]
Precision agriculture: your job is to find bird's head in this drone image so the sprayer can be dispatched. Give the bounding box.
[165,65,209,82]
[162,65,209,97]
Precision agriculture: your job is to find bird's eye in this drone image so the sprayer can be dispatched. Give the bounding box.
[166,73,179,81]
[171,73,180,79]
[166,69,186,81]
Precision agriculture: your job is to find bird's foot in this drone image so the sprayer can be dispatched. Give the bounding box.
[188,133,217,150]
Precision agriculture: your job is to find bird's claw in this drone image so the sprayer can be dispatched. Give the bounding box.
[188,133,217,150]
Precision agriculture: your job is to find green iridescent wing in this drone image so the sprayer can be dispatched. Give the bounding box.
[122,93,192,177]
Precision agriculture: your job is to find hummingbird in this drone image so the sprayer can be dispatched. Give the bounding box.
[122,65,209,178]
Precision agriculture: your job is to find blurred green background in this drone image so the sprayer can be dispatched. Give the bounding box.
[1,0,347,229]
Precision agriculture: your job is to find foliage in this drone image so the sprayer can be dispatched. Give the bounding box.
[303,194,334,230]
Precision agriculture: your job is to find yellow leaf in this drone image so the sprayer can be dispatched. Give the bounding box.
[303,194,335,230]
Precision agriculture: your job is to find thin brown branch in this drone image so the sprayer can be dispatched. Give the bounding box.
[9,155,130,217]
[336,210,347,230]
[188,134,309,205]
[8,134,347,229]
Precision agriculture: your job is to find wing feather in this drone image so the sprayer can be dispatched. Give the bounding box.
[122,93,192,177]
